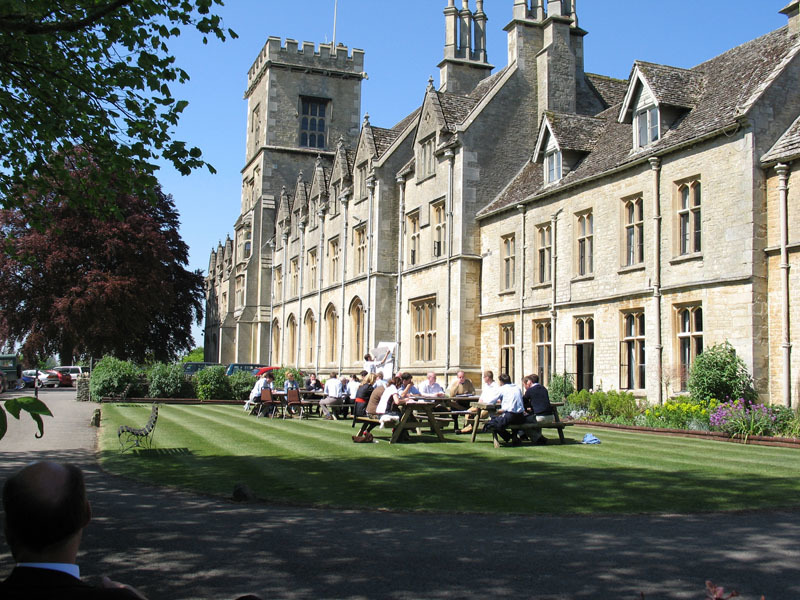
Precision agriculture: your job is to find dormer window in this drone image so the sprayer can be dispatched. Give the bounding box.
[545,150,562,184]
[636,106,660,148]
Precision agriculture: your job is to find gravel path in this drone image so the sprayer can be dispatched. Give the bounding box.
[1,390,797,599]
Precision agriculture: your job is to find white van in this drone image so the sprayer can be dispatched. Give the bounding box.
[54,366,90,383]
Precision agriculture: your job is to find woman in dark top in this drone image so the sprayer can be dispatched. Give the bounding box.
[354,373,377,417]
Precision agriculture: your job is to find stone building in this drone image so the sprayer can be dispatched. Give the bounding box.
[207,0,800,406]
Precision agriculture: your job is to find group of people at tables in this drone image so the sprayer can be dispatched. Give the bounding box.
[245,359,556,445]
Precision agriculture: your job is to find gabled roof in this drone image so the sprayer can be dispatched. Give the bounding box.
[292,175,308,213]
[479,26,799,219]
[371,126,401,158]
[437,91,480,131]
[762,113,800,165]
[533,112,605,161]
[309,156,331,199]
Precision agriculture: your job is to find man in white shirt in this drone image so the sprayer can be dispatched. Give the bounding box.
[483,373,526,445]
[418,372,445,398]
[320,372,344,419]
[244,372,269,413]
[458,370,499,435]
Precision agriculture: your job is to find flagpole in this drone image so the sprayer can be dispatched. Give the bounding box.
[332,0,338,46]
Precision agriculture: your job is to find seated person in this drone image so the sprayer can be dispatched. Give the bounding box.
[347,372,364,402]
[304,373,323,391]
[244,372,269,412]
[354,373,377,418]
[398,372,420,398]
[283,371,299,392]
[418,372,445,398]
[446,370,476,410]
[320,372,343,420]
[522,374,554,445]
[374,370,389,388]
[366,382,385,417]
[483,373,526,446]
[459,370,499,434]
[1,461,147,599]
[376,376,403,415]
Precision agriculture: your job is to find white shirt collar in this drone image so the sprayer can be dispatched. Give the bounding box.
[17,562,80,579]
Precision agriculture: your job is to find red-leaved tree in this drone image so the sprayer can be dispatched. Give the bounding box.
[0,162,203,365]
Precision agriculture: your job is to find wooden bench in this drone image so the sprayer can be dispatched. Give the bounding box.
[118,403,159,452]
[470,402,573,446]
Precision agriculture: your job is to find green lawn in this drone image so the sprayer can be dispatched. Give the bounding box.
[99,403,800,515]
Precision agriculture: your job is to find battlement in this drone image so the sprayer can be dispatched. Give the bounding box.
[247,37,365,85]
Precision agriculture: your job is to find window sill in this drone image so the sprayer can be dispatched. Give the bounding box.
[498,289,516,297]
[530,282,552,291]
[416,173,436,185]
[618,264,646,275]
[353,196,368,206]
[571,274,594,283]
[669,252,703,266]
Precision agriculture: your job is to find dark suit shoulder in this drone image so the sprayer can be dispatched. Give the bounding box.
[2,567,141,600]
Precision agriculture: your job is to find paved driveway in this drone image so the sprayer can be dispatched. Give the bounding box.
[1,389,798,599]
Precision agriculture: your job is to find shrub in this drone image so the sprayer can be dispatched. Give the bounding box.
[229,371,256,400]
[195,366,233,400]
[709,399,777,440]
[271,366,304,390]
[566,389,592,410]
[587,389,639,420]
[688,341,757,405]
[147,363,192,398]
[642,401,716,430]
[548,373,574,404]
[89,356,143,402]
[773,406,800,438]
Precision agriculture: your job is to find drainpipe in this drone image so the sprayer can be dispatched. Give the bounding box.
[296,221,306,367]
[315,208,327,376]
[649,157,663,405]
[517,203,527,380]
[339,193,350,377]
[776,162,792,408]
[550,208,562,378]
[396,175,407,368]
[280,231,288,366]
[445,148,455,380]
[366,176,376,351]
[267,238,276,365]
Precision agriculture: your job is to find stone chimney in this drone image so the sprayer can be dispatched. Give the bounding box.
[439,0,493,94]
[781,1,800,36]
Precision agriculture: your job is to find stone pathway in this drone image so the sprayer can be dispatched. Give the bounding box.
[1,389,798,599]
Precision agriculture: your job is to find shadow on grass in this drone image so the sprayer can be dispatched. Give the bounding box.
[2,448,799,600]
[99,441,800,515]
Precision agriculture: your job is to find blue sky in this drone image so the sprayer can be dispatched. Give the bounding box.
[159,1,789,347]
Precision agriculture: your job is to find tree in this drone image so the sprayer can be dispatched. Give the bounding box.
[0,157,204,365]
[0,1,235,221]
[688,341,757,406]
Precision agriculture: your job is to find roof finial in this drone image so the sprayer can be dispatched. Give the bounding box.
[427,75,435,90]
[363,112,370,125]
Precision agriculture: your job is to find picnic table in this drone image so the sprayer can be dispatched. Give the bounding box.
[388,400,448,443]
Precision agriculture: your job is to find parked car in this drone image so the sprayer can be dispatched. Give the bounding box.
[183,362,222,375]
[225,363,267,376]
[22,369,60,388]
[50,369,73,387]
[53,366,89,382]
[255,366,279,378]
